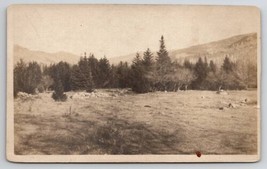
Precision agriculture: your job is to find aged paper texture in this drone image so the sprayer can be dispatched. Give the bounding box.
[7,4,261,162]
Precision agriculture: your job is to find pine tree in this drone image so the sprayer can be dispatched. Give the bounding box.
[44,62,71,92]
[70,56,94,92]
[155,36,172,91]
[14,60,42,95]
[14,59,27,97]
[143,48,155,91]
[183,59,194,70]
[70,65,84,90]
[204,57,209,72]
[25,62,42,94]
[52,73,67,101]
[156,36,171,64]
[132,53,142,65]
[222,56,234,73]
[98,56,111,88]
[56,62,71,91]
[79,56,94,92]
[130,53,151,93]
[143,48,154,70]
[108,64,119,88]
[195,57,208,79]
[116,61,131,88]
[85,70,94,92]
[88,54,99,87]
[192,57,209,89]
[209,60,217,73]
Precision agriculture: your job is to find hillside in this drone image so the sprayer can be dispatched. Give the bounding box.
[109,33,257,65]
[109,53,138,65]
[14,45,80,65]
[170,33,257,64]
[14,33,257,66]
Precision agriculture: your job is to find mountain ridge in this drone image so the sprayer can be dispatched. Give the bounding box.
[14,45,80,65]
[14,32,257,66]
[110,32,257,65]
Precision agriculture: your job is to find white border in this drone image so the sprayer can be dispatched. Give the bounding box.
[5,3,262,164]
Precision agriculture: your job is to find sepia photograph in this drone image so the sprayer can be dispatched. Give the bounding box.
[6,4,260,162]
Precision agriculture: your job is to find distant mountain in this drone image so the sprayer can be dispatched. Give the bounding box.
[109,33,257,65]
[14,45,80,65]
[108,53,135,65]
[170,33,257,64]
[14,33,257,66]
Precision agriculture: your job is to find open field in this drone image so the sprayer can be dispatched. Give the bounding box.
[14,89,258,155]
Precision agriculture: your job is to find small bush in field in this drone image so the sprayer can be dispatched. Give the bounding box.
[52,75,67,102]
[37,86,45,93]
[52,92,67,102]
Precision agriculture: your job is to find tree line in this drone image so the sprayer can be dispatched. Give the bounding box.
[14,36,257,101]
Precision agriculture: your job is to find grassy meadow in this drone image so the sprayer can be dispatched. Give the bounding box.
[14,89,258,155]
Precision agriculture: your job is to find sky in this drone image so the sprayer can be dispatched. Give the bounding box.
[11,5,260,58]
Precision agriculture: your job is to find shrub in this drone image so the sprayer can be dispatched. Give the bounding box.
[52,92,67,102]
[37,85,45,93]
[52,74,67,102]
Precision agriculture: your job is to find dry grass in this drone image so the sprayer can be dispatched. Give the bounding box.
[14,89,258,155]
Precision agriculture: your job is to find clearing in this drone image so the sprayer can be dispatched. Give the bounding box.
[14,89,258,155]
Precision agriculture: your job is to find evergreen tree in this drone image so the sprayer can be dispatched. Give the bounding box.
[209,60,217,73]
[202,60,218,90]
[143,48,156,91]
[85,70,94,92]
[192,57,209,89]
[14,60,42,95]
[56,62,71,91]
[156,36,171,64]
[52,73,67,101]
[195,57,208,79]
[25,62,42,94]
[206,57,246,91]
[70,65,85,90]
[246,62,257,88]
[130,53,151,93]
[44,62,71,92]
[155,36,172,91]
[218,56,245,90]
[108,64,119,88]
[98,56,111,88]
[14,59,27,96]
[143,48,154,70]
[70,56,94,92]
[183,59,194,70]
[204,57,208,69]
[79,56,94,92]
[222,56,235,73]
[116,61,131,88]
[133,53,142,65]
[88,54,100,87]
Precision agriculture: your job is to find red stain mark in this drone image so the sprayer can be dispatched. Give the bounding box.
[196,151,201,157]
